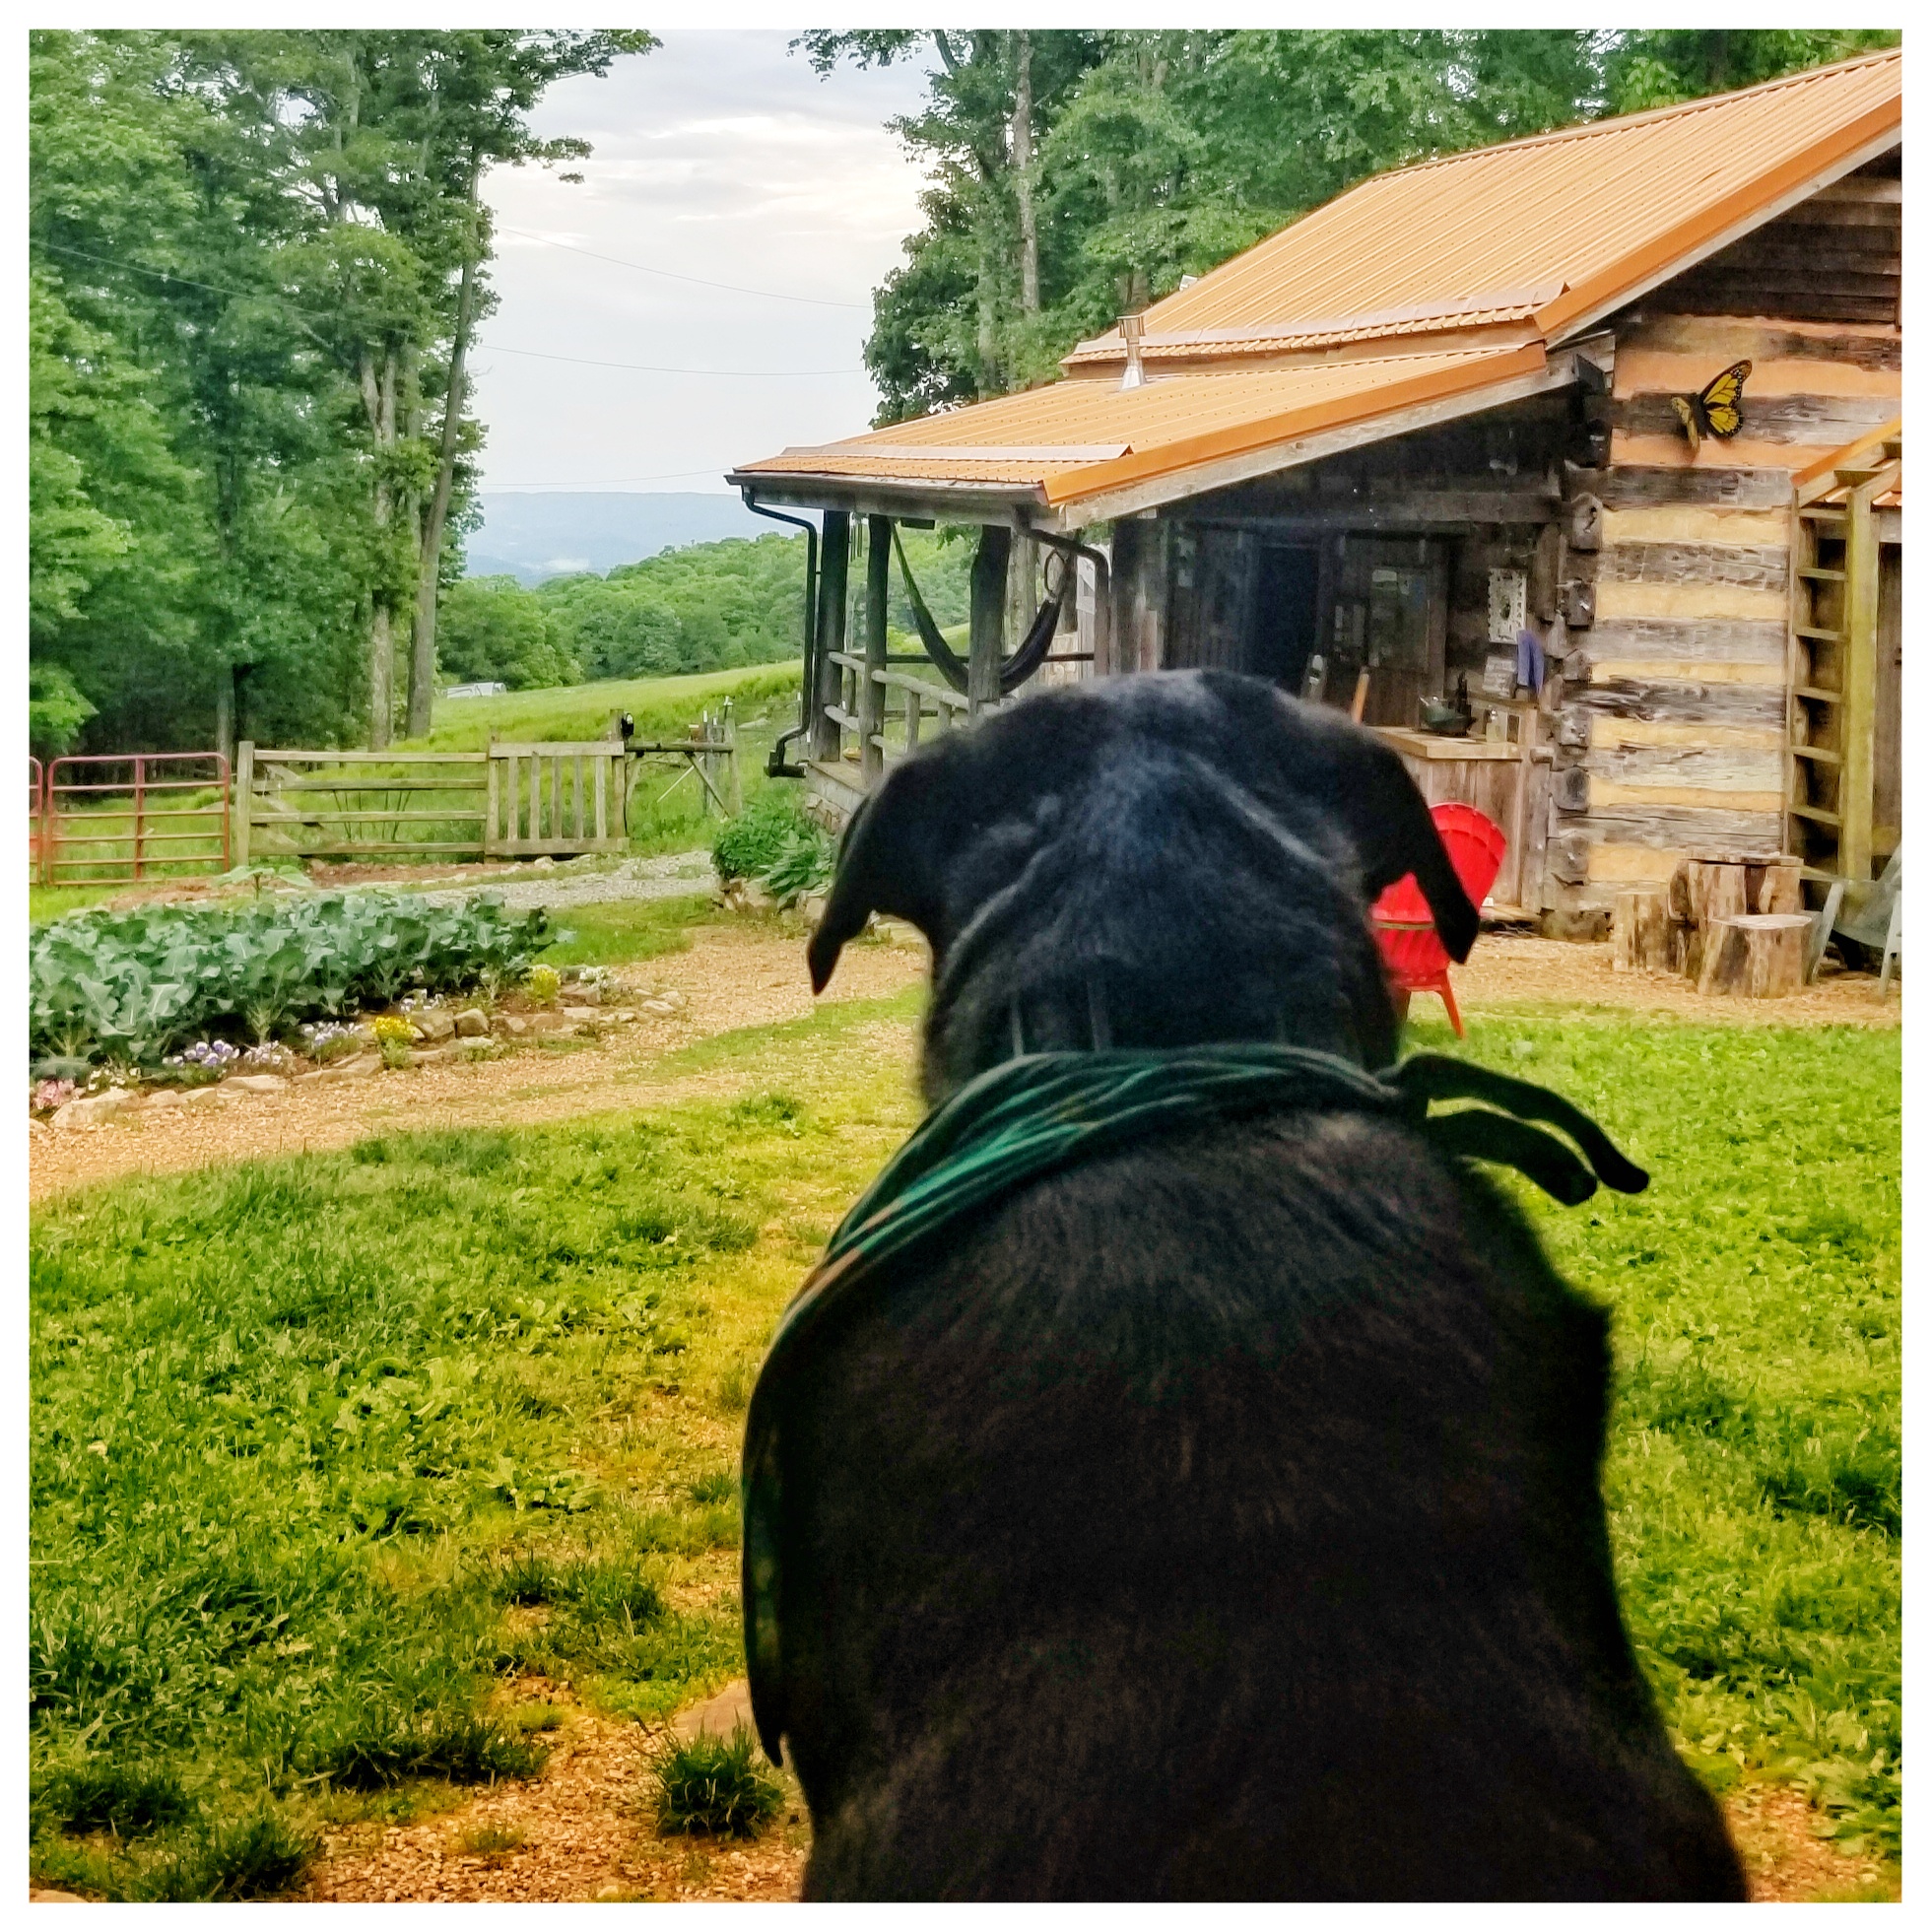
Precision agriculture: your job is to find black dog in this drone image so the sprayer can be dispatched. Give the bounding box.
[756,671,1745,1900]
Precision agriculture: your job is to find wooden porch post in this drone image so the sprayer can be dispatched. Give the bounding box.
[969,525,1011,716]
[1840,478,1880,883]
[812,511,849,763]
[861,514,891,784]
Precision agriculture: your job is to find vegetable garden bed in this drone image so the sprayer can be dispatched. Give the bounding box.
[30,891,551,1077]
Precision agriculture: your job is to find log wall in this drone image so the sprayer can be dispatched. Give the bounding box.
[1552,156,1903,911]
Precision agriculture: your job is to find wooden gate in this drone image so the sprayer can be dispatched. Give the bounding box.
[486,743,630,857]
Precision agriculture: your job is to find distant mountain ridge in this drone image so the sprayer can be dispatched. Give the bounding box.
[467,492,770,584]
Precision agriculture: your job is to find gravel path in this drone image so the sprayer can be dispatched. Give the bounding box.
[413,849,719,913]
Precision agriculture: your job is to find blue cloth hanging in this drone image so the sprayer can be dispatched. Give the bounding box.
[1515,626,1546,696]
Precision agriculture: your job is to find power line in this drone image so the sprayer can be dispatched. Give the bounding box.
[477,340,861,376]
[495,223,870,310]
[42,242,864,378]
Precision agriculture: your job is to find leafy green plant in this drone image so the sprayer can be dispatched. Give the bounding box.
[649,1725,782,1837]
[28,891,549,1069]
[526,965,561,1007]
[761,829,833,903]
[711,786,819,883]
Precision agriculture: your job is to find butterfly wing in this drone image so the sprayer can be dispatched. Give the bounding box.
[1671,392,1702,459]
[1698,360,1751,438]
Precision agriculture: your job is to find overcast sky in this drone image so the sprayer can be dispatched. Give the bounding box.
[474,32,932,495]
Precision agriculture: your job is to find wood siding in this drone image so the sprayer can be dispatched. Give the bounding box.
[1568,179,1904,908]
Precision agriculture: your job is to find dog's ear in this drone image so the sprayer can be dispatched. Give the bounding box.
[806,754,963,993]
[1332,732,1482,964]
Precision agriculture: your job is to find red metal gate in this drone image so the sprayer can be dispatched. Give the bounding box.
[41,753,231,888]
[30,758,43,882]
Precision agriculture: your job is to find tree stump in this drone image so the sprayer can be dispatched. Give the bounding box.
[1696,913,1811,998]
[1612,890,1672,972]
[1752,859,1803,914]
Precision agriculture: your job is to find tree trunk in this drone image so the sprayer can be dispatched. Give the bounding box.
[1012,31,1038,315]
[409,165,482,741]
[362,346,401,749]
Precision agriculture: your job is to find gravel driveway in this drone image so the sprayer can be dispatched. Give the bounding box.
[414,849,718,913]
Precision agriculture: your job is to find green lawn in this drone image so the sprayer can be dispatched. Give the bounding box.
[29,998,1898,1898]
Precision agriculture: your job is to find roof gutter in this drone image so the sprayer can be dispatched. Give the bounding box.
[724,470,1046,525]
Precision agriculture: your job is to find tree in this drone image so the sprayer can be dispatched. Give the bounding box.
[436,576,579,690]
[28,28,651,757]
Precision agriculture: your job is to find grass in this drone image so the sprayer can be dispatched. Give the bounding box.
[650,1726,784,1837]
[30,1002,916,1899]
[541,892,718,970]
[1407,1010,1901,1860]
[29,981,1898,1894]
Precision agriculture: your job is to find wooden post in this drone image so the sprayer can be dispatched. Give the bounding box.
[1697,913,1810,998]
[860,515,892,782]
[812,511,850,763]
[233,741,254,872]
[1840,478,1880,883]
[969,524,1011,717]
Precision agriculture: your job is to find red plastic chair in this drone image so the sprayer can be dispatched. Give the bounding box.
[1370,803,1507,1037]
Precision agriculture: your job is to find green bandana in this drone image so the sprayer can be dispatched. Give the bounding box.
[741,1044,1647,1765]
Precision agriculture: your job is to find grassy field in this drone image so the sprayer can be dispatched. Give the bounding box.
[29,993,1898,1898]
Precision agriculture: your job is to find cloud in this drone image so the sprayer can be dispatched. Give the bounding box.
[473,30,935,494]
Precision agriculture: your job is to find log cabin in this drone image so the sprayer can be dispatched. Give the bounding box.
[730,50,1901,935]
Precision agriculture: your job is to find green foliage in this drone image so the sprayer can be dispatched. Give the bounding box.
[527,528,969,684]
[30,661,98,758]
[437,577,582,691]
[30,891,550,1066]
[650,1726,783,1837]
[29,29,647,756]
[711,786,823,884]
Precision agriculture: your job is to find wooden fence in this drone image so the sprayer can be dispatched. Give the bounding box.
[233,728,737,868]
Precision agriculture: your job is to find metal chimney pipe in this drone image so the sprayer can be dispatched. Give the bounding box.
[1118,311,1145,391]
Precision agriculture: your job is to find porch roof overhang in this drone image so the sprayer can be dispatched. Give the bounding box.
[732,343,1583,532]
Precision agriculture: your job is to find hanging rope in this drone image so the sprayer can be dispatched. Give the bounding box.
[891,529,1069,699]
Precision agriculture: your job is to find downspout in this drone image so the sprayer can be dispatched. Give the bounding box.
[742,492,819,777]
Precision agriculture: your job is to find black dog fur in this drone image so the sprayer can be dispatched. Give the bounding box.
[766,671,1746,1900]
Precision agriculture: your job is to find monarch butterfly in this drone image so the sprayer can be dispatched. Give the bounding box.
[1670,361,1751,458]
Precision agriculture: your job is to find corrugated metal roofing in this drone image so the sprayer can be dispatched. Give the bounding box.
[734,346,1544,502]
[736,51,1898,511]
[1065,49,1899,369]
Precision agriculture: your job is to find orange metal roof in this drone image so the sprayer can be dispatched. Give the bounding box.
[734,346,1547,504]
[1065,49,1899,371]
[736,50,1898,513]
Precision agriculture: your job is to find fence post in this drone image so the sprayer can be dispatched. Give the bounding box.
[723,698,741,814]
[233,742,254,872]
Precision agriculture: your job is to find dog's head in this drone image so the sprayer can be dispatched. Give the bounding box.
[808,671,1479,1099]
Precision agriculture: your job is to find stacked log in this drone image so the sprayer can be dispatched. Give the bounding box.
[1615,853,1808,995]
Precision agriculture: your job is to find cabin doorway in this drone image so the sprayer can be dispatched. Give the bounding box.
[1250,545,1321,691]
[1323,536,1449,728]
